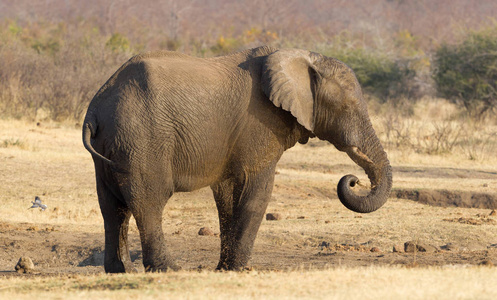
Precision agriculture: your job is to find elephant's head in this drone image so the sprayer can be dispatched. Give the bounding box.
[262,49,392,213]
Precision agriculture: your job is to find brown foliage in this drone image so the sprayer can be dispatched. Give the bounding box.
[1,1,497,121]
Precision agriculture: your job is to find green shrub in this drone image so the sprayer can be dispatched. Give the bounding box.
[321,47,416,102]
[210,35,242,56]
[106,33,130,53]
[433,26,497,117]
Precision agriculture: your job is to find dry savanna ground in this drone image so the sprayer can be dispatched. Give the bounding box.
[1,99,497,299]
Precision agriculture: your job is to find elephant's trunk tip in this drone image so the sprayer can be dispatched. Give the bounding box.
[337,168,391,214]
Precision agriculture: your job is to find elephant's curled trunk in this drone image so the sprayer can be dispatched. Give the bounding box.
[337,134,392,213]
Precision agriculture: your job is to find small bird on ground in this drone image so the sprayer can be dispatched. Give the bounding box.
[30,196,47,211]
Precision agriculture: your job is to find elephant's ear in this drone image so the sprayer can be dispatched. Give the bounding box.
[262,49,319,131]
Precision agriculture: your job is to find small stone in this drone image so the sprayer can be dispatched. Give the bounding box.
[319,241,330,248]
[441,243,459,251]
[479,260,494,267]
[198,227,215,236]
[15,257,35,273]
[404,241,438,253]
[266,213,282,221]
[404,241,417,253]
[392,245,404,253]
[490,210,496,216]
[297,216,306,219]
[370,247,381,253]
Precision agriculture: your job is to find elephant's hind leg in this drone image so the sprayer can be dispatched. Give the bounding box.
[126,181,180,272]
[96,176,136,273]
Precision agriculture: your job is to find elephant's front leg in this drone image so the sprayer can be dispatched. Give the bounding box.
[214,167,276,270]
[212,180,235,270]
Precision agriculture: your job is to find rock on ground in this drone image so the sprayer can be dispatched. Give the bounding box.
[266,213,282,221]
[393,245,404,253]
[15,256,35,273]
[404,241,438,253]
[198,227,215,236]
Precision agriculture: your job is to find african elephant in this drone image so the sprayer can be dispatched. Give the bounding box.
[82,46,392,273]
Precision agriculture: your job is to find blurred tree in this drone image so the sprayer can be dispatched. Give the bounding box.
[433,26,497,117]
[159,0,197,41]
[106,32,130,52]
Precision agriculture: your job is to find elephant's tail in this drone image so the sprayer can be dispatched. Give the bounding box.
[82,116,113,165]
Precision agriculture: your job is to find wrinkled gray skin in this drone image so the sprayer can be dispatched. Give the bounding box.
[82,46,392,273]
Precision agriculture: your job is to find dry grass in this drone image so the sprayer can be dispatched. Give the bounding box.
[374,98,497,167]
[0,120,100,228]
[1,266,496,299]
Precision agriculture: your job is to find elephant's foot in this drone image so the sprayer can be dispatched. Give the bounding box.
[216,259,249,271]
[216,261,229,271]
[104,259,138,273]
[143,259,181,272]
[123,262,138,273]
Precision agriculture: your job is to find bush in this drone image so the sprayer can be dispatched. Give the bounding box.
[433,26,497,117]
[106,33,130,53]
[320,46,416,102]
[0,20,131,121]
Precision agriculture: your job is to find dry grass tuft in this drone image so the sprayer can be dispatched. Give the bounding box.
[1,267,496,299]
[373,98,497,166]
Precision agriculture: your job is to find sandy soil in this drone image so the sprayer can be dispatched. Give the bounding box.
[1,121,497,277]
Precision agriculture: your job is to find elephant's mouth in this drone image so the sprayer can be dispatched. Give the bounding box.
[347,146,374,165]
[345,146,377,186]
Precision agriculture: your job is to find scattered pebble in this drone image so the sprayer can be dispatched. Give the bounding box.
[443,216,497,225]
[319,241,330,248]
[370,247,381,253]
[198,227,215,236]
[490,210,496,216]
[266,213,282,221]
[441,243,459,251]
[404,241,438,253]
[27,226,40,231]
[392,245,404,253]
[478,260,494,267]
[15,256,35,273]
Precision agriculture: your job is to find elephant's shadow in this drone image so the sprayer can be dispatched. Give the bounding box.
[78,248,142,267]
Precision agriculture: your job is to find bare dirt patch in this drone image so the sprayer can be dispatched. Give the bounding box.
[2,220,497,278]
[394,189,497,209]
